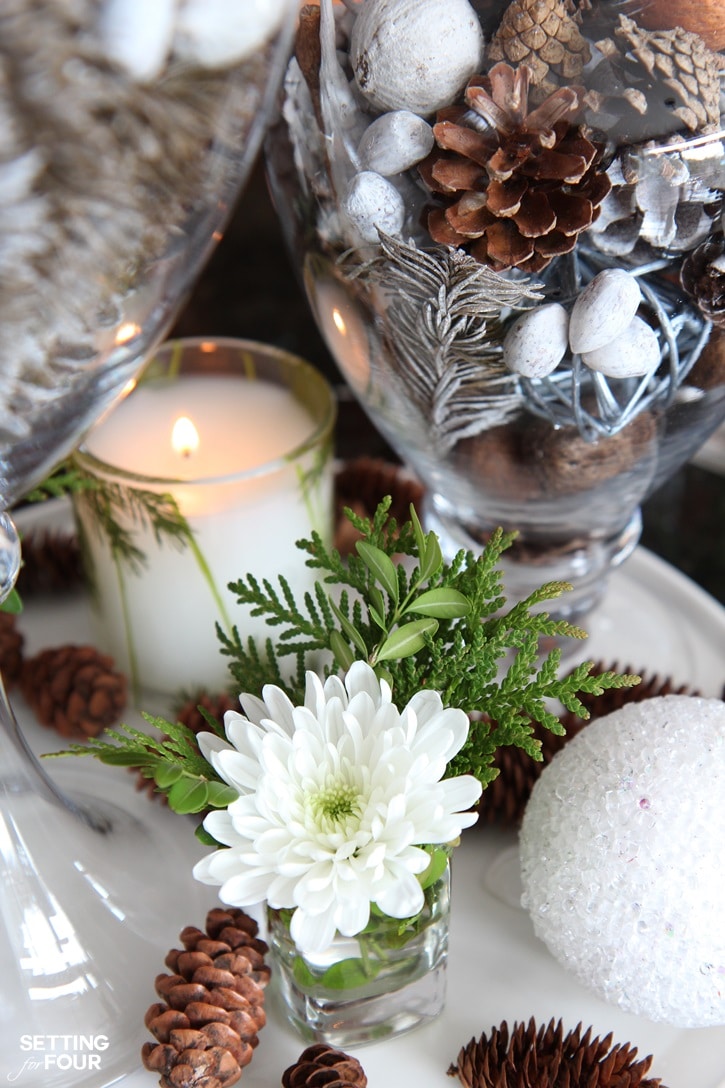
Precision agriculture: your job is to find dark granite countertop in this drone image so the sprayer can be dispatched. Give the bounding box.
[172,162,725,607]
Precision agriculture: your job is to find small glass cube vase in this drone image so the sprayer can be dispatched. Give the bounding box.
[266,861,451,1048]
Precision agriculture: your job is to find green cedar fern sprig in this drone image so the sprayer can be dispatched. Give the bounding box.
[47,711,237,821]
[52,498,639,810]
[221,498,638,789]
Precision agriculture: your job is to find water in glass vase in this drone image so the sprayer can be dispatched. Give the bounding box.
[266,862,451,1047]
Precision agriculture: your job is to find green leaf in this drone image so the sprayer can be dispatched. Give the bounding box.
[329,597,368,657]
[167,778,210,815]
[195,824,220,847]
[330,629,355,670]
[418,533,443,582]
[369,586,387,623]
[405,587,470,619]
[205,781,239,808]
[356,541,399,602]
[376,618,438,661]
[409,504,427,560]
[320,957,381,990]
[419,847,449,890]
[153,765,184,789]
[368,605,387,631]
[96,749,152,768]
[292,956,318,989]
[1,588,23,615]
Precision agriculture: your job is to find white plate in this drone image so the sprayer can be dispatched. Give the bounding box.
[10,505,725,1088]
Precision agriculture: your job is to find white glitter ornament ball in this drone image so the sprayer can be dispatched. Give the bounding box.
[519,695,725,1028]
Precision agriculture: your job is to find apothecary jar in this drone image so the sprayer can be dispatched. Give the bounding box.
[266,0,725,623]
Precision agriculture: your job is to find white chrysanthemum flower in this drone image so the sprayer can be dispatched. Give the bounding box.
[193,661,482,954]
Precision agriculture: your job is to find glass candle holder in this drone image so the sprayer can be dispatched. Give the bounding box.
[72,338,336,701]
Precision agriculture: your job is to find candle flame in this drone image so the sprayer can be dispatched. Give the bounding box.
[171,416,200,458]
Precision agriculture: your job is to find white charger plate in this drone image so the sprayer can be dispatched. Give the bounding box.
[11,502,725,1088]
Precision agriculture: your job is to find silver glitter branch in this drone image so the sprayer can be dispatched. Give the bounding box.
[357,234,541,452]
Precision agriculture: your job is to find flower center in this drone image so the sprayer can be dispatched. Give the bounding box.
[308,782,360,829]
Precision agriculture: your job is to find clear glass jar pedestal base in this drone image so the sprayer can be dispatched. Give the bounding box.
[423,495,644,630]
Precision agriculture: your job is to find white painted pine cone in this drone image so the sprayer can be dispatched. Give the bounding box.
[568,269,642,355]
[357,111,435,176]
[350,0,484,117]
[341,171,405,244]
[502,304,570,378]
[582,316,661,379]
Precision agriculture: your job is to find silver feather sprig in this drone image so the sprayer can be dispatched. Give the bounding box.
[354,233,542,452]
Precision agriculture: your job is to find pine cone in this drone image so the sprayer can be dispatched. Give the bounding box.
[681,236,725,328]
[142,908,270,1088]
[477,665,695,827]
[334,457,424,556]
[0,612,25,687]
[282,1044,367,1088]
[488,0,591,98]
[586,14,724,144]
[16,529,84,597]
[448,1017,667,1087]
[175,691,238,735]
[20,644,127,738]
[420,63,610,273]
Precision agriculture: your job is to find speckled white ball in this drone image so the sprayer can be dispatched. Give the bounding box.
[519,695,725,1028]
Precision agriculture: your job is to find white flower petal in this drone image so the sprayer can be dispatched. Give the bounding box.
[233,695,267,728]
[345,660,388,703]
[193,666,473,955]
[375,866,425,918]
[405,689,444,729]
[290,906,338,955]
[196,730,230,764]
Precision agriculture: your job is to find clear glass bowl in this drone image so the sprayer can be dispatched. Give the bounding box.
[266,0,725,622]
[0,4,298,1084]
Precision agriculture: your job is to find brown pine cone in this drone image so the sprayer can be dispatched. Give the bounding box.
[487,0,591,97]
[681,236,725,329]
[448,1017,666,1087]
[16,529,84,597]
[476,664,695,827]
[420,63,610,273]
[20,644,127,738]
[143,908,270,1088]
[175,691,238,736]
[334,457,424,556]
[282,1044,368,1088]
[0,612,25,687]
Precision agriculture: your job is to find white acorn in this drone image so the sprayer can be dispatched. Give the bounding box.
[350,0,485,117]
[341,171,405,244]
[502,303,570,378]
[357,111,435,176]
[175,0,291,69]
[568,269,642,355]
[582,316,661,379]
[98,0,177,82]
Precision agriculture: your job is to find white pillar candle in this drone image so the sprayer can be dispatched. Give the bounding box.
[73,340,335,701]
